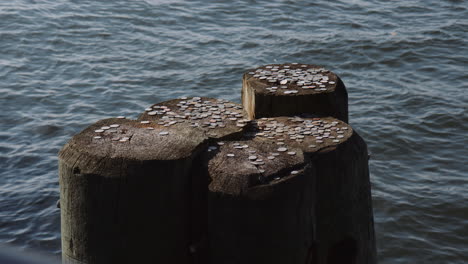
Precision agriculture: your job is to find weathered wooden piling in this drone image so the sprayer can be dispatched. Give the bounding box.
[59,118,207,264]
[205,140,314,264]
[242,63,348,122]
[59,63,376,264]
[244,116,376,264]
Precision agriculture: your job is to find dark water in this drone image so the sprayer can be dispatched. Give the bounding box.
[1,0,467,262]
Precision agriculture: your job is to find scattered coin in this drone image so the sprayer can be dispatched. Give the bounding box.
[277,147,288,152]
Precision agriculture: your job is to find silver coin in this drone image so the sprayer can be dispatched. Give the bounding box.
[287,151,296,156]
[140,121,150,124]
[267,156,275,160]
[110,124,120,128]
[277,147,288,152]
[291,170,299,175]
[227,153,235,157]
[248,155,257,161]
[159,131,169,136]
[94,129,104,133]
[93,136,102,139]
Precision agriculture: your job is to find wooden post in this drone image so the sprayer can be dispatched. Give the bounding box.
[205,140,315,264]
[59,118,207,264]
[245,116,376,264]
[242,63,348,122]
[59,97,247,264]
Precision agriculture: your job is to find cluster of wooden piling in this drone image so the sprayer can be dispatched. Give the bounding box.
[59,63,377,264]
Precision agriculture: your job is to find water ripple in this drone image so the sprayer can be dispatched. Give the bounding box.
[0,0,467,262]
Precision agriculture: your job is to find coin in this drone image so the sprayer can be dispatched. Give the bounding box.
[277,147,288,152]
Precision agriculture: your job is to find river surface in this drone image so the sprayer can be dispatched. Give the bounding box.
[0,0,467,263]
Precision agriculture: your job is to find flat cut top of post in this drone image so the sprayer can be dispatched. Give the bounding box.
[245,116,353,153]
[138,97,247,139]
[244,63,339,95]
[60,118,207,163]
[207,140,306,199]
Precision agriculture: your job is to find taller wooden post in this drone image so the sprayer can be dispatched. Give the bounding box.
[242,63,348,122]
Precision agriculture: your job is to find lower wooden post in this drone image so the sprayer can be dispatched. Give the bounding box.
[206,140,315,264]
